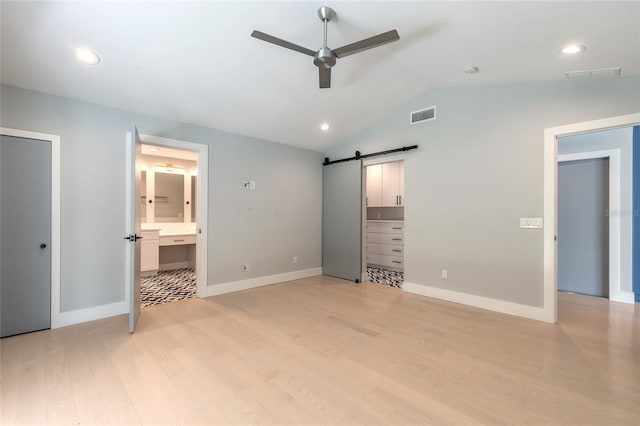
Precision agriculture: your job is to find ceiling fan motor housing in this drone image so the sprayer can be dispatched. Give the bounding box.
[314,47,336,69]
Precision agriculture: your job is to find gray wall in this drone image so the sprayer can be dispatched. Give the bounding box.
[326,76,640,307]
[0,84,323,312]
[559,126,634,294]
[558,158,609,297]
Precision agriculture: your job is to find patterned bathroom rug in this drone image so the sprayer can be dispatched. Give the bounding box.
[367,267,403,288]
[141,268,196,307]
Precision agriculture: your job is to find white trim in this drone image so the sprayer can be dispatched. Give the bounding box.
[558,149,634,304]
[403,282,547,322]
[56,301,128,328]
[544,113,640,323]
[1,127,62,329]
[205,268,322,297]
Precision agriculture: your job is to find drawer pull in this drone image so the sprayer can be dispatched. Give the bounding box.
[392,249,402,252]
[392,238,402,241]
[392,261,402,264]
[174,239,185,242]
[392,227,402,230]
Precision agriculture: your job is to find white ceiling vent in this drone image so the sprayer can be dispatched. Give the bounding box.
[564,67,621,79]
[410,106,436,125]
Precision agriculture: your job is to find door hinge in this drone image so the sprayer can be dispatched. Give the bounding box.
[123,234,143,242]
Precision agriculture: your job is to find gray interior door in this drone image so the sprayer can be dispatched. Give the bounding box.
[1,135,51,337]
[558,158,609,297]
[322,160,362,282]
[128,127,142,333]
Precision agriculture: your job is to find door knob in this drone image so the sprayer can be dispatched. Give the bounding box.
[40,243,47,249]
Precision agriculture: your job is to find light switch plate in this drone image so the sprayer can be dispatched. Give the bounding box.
[520,217,543,229]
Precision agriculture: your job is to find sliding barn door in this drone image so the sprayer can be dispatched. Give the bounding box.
[322,161,362,282]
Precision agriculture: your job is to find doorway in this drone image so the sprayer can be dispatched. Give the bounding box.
[543,113,640,323]
[125,133,208,316]
[558,157,609,297]
[0,127,61,335]
[363,158,405,288]
[138,144,199,307]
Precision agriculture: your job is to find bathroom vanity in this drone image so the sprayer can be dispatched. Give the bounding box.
[141,222,196,275]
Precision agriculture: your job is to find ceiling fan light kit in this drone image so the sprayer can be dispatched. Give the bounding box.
[251,6,400,89]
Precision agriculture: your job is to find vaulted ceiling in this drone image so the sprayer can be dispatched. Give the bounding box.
[1,1,638,152]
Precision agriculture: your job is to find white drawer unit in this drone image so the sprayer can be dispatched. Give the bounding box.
[159,234,196,247]
[380,233,403,245]
[366,220,404,271]
[366,243,380,254]
[366,221,404,234]
[378,255,404,268]
[379,243,403,256]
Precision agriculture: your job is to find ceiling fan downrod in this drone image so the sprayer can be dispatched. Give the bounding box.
[315,6,336,69]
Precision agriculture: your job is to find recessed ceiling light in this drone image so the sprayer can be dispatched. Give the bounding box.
[463,65,479,74]
[76,48,100,65]
[561,44,586,55]
[320,123,330,131]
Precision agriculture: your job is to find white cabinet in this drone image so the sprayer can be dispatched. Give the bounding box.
[366,161,404,207]
[366,164,383,207]
[366,221,404,270]
[141,229,160,274]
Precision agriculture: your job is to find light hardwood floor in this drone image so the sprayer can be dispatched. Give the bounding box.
[1,275,639,425]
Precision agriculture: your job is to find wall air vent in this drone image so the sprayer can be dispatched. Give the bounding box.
[564,67,621,80]
[410,106,436,125]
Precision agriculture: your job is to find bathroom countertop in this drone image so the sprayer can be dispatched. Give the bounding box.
[142,222,197,236]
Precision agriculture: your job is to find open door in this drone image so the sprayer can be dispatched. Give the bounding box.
[322,160,362,281]
[126,126,143,333]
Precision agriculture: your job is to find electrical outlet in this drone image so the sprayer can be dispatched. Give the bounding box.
[441,269,448,279]
[293,256,298,264]
[242,264,249,272]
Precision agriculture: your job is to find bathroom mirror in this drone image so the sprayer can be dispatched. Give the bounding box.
[154,171,184,222]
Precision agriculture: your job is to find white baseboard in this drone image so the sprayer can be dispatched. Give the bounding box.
[205,267,322,297]
[402,282,550,323]
[159,261,189,271]
[610,290,636,304]
[54,301,128,329]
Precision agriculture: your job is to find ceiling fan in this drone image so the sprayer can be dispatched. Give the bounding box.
[251,6,400,89]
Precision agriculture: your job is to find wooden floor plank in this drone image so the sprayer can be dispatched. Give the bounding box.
[1,276,638,425]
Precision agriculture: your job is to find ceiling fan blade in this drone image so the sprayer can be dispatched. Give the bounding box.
[319,67,331,89]
[251,30,315,56]
[333,29,400,58]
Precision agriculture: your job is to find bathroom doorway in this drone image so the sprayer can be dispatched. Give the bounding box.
[127,134,208,309]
